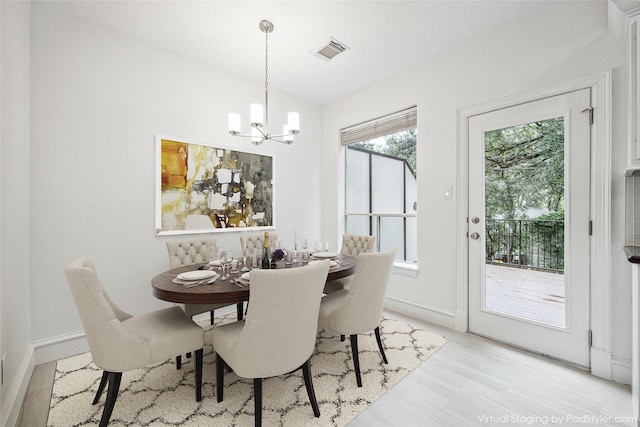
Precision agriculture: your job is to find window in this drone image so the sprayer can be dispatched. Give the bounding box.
[343,106,417,264]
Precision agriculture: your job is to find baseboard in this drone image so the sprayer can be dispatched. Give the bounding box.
[611,354,632,386]
[590,346,613,381]
[1,344,34,427]
[33,330,89,365]
[384,297,455,329]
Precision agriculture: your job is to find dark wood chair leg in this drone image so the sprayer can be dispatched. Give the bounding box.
[253,378,263,427]
[176,355,182,370]
[210,310,215,325]
[99,371,121,427]
[350,334,362,387]
[93,371,109,404]
[237,302,244,320]
[216,353,225,403]
[187,352,192,359]
[374,326,388,364]
[301,360,321,418]
[195,348,203,401]
[340,334,345,342]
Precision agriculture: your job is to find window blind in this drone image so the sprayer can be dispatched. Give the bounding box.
[341,106,417,146]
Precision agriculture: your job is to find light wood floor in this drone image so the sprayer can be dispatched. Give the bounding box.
[17,310,635,427]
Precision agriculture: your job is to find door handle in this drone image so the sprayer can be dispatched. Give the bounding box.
[470,232,480,240]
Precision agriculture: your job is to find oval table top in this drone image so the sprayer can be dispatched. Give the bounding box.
[151,256,356,305]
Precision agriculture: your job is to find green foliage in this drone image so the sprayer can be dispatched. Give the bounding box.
[485,117,564,220]
[353,129,417,174]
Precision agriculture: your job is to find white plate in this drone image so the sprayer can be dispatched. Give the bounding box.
[309,260,338,268]
[241,272,251,281]
[209,260,221,267]
[311,252,338,259]
[177,270,216,281]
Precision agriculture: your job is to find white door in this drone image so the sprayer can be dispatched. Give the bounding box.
[468,88,591,368]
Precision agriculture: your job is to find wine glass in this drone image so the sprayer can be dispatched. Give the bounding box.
[314,241,322,253]
[208,245,219,266]
[324,241,330,253]
[219,250,230,280]
[300,239,308,263]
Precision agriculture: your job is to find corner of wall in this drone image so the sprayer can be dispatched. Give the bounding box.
[1,345,34,427]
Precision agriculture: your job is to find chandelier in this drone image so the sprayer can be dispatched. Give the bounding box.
[227,20,299,145]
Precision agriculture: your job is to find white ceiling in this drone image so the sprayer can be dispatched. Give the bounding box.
[40,1,607,105]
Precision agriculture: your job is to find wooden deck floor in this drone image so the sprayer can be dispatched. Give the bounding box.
[484,263,565,328]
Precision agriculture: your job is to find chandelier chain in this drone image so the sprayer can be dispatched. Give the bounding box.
[264,27,269,130]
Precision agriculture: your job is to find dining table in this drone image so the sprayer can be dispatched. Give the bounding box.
[151,254,357,306]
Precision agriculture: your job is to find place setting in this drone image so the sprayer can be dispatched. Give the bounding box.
[172,270,220,287]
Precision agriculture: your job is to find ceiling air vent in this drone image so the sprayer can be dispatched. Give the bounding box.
[312,37,349,62]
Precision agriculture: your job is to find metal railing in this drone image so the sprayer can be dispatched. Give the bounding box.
[345,212,417,263]
[485,218,564,272]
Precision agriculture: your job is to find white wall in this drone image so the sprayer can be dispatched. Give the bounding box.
[324,1,632,374]
[1,1,33,425]
[28,4,324,344]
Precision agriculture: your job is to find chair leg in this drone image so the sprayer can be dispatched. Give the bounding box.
[253,378,263,427]
[216,353,225,403]
[350,334,362,387]
[340,334,345,342]
[99,371,122,427]
[92,371,109,404]
[176,355,182,370]
[374,326,388,364]
[237,302,244,320]
[195,348,203,402]
[301,360,321,418]
[210,310,215,325]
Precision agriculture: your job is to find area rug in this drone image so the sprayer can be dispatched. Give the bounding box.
[47,316,447,426]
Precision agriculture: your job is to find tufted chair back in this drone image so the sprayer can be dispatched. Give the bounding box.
[166,237,216,268]
[340,234,376,257]
[239,232,278,253]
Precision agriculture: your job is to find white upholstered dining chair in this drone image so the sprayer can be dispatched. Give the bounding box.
[318,248,396,387]
[340,233,376,256]
[64,257,204,427]
[239,232,278,254]
[166,238,245,325]
[212,260,330,427]
[323,233,376,294]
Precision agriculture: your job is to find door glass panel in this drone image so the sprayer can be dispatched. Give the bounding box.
[483,117,566,328]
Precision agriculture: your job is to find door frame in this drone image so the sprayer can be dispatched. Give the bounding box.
[456,72,612,378]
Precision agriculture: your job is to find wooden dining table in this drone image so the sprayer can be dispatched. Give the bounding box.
[151,255,357,306]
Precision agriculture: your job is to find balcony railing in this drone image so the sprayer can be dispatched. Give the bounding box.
[485,218,564,272]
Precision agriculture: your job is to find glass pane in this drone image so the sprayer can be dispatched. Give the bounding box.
[345,129,417,263]
[483,117,566,328]
[346,148,370,214]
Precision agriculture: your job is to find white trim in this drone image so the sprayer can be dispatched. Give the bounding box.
[33,330,88,365]
[1,345,34,427]
[384,296,455,329]
[612,354,633,385]
[457,72,612,377]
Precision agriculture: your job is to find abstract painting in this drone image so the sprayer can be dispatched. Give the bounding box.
[155,135,274,235]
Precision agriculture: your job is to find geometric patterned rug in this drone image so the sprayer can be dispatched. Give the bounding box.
[47,315,447,426]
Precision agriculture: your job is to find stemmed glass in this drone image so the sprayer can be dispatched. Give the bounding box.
[301,239,309,263]
[219,249,231,280]
[324,241,330,253]
[208,246,219,267]
[314,241,322,254]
